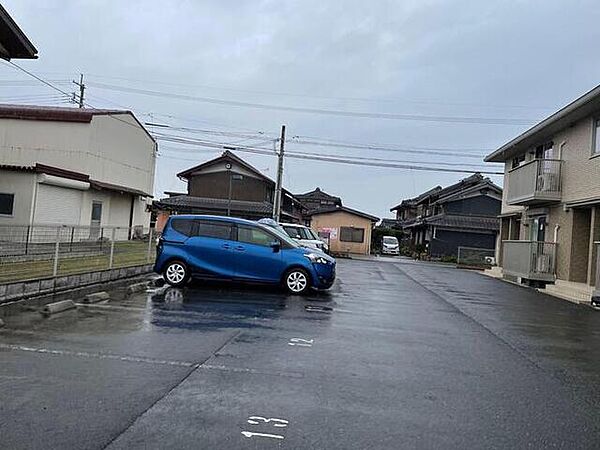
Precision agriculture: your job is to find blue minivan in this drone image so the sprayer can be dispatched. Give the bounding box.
[154,215,336,294]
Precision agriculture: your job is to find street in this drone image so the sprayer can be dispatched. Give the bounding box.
[1,258,600,449]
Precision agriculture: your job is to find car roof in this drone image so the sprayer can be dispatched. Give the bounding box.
[279,222,307,227]
[168,214,259,226]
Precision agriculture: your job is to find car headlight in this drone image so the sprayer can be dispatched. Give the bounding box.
[304,253,329,264]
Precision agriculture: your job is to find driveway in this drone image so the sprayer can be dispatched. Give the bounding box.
[1,258,600,449]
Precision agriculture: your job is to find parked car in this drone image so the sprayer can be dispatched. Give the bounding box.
[258,219,329,253]
[155,215,336,294]
[381,236,400,255]
[281,222,329,253]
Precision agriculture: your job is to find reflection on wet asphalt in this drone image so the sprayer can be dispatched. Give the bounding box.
[1,258,600,449]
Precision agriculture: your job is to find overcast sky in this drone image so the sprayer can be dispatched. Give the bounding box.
[2,1,600,218]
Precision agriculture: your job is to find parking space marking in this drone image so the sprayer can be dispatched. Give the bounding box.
[241,431,284,440]
[242,415,289,440]
[0,343,196,367]
[247,416,289,427]
[288,338,314,347]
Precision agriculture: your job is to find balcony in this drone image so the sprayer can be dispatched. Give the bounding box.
[506,159,562,206]
[502,240,556,282]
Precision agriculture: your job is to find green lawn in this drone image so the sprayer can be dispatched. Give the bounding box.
[0,241,153,283]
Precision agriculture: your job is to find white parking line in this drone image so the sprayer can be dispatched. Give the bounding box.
[0,343,196,367]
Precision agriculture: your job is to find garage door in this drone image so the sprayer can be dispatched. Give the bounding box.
[34,184,83,225]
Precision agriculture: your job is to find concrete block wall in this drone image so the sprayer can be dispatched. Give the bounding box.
[0,264,153,304]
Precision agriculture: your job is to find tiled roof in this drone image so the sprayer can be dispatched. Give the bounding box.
[405,214,499,231]
[156,195,274,214]
[307,205,379,222]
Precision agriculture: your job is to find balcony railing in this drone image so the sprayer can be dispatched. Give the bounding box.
[506,159,562,205]
[502,240,556,282]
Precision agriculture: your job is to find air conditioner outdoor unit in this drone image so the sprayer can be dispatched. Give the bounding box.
[484,256,496,265]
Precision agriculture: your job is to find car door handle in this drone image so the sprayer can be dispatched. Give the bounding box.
[222,244,231,249]
[235,246,245,251]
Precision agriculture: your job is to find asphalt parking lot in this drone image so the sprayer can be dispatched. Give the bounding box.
[2,258,600,449]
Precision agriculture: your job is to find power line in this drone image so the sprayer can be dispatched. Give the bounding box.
[286,149,493,169]
[287,139,489,159]
[283,152,503,175]
[87,81,536,125]
[290,134,492,152]
[83,72,553,111]
[3,60,73,102]
[152,133,501,175]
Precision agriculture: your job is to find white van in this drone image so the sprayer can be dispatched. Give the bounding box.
[381,236,400,255]
[280,222,329,253]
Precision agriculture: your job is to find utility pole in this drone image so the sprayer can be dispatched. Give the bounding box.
[73,73,85,108]
[272,125,286,221]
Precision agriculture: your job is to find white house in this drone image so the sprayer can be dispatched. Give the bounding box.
[0,104,156,228]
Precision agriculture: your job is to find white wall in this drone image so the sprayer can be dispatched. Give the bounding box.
[0,113,156,196]
[0,170,35,225]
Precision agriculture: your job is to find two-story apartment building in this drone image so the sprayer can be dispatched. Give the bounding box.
[0,105,156,229]
[392,174,502,258]
[485,84,600,304]
[154,150,305,226]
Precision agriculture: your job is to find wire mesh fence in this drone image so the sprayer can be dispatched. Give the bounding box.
[457,246,496,268]
[0,224,157,283]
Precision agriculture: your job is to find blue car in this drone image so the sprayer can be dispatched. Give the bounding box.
[154,215,336,294]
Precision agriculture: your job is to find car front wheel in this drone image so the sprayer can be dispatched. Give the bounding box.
[164,260,189,287]
[284,268,310,295]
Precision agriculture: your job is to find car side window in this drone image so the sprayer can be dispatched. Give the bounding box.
[284,226,301,239]
[238,225,275,247]
[170,219,194,237]
[195,220,233,240]
[299,228,313,240]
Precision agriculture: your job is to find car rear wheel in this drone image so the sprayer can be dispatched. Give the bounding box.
[164,260,189,287]
[284,268,310,295]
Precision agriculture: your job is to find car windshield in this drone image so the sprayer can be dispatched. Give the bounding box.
[383,237,398,244]
[307,228,321,240]
[257,223,299,248]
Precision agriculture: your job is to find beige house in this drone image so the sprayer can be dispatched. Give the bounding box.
[308,206,378,255]
[484,85,600,304]
[0,105,156,229]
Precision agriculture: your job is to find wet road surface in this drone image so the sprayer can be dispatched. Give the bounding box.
[1,258,600,449]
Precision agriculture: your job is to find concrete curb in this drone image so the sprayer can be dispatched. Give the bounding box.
[41,300,76,315]
[127,282,149,295]
[0,264,153,304]
[148,275,165,288]
[83,292,110,303]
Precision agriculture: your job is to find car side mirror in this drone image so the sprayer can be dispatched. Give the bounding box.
[296,235,302,239]
[270,241,281,253]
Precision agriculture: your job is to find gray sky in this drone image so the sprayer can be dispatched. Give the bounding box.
[2,0,600,218]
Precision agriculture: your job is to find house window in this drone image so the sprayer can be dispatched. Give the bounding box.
[0,193,14,216]
[265,188,274,203]
[511,154,525,169]
[594,119,600,155]
[535,141,554,159]
[340,226,364,243]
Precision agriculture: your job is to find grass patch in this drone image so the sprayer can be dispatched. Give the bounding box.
[0,241,153,283]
